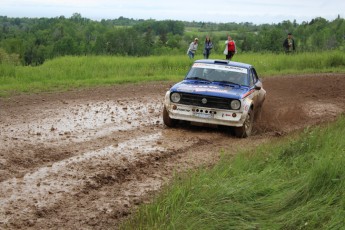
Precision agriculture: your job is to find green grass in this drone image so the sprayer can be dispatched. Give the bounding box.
[235,51,345,76]
[122,116,345,230]
[0,55,193,97]
[1,51,345,97]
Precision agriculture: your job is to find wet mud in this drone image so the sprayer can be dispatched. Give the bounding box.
[0,74,344,229]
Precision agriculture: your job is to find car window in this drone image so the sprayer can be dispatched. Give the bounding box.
[249,68,260,87]
[251,68,259,84]
[249,70,254,86]
[186,66,249,86]
[186,68,204,79]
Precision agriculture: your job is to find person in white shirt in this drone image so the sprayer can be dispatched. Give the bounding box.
[187,38,199,59]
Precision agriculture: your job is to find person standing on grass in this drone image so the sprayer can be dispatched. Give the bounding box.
[283,32,295,54]
[224,35,237,60]
[203,36,213,59]
[187,38,199,59]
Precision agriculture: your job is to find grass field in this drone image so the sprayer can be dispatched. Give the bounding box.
[0,51,345,97]
[121,116,345,229]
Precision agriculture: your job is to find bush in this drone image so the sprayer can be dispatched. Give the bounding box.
[0,48,21,65]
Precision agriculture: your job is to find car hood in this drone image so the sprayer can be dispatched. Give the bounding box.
[170,80,249,99]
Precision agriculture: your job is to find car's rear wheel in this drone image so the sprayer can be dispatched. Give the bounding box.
[234,107,254,138]
[163,106,177,127]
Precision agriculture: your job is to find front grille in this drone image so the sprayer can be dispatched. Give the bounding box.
[176,93,234,110]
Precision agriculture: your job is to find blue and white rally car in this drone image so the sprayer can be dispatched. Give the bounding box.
[163,59,266,137]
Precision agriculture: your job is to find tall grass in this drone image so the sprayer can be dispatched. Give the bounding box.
[0,55,193,96]
[235,51,345,76]
[122,116,345,229]
[0,51,344,97]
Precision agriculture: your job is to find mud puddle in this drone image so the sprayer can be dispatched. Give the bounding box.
[0,99,162,147]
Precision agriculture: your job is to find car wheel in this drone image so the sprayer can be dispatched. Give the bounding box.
[234,107,254,138]
[163,106,177,127]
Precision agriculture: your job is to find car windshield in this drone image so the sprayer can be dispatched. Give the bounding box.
[185,64,249,86]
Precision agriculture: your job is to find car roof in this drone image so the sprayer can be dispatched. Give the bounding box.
[193,59,253,69]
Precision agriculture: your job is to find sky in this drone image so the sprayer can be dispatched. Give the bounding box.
[0,0,344,24]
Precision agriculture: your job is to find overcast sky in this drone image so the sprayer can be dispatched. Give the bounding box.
[0,0,344,24]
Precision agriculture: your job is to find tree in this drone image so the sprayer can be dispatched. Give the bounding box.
[1,15,344,65]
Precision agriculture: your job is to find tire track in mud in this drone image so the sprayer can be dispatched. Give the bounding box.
[0,132,164,224]
[0,98,162,182]
[0,126,230,229]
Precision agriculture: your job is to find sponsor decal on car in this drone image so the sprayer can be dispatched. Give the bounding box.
[222,113,233,117]
[242,89,255,98]
[176,108,191,112]
[177,85,232,93]
[192,63,248,74]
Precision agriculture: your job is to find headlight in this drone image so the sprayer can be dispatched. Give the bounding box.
[171,92,181,103]
[230,100,241,110]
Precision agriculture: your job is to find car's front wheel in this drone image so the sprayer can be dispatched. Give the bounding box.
[234,107,254,138]
[163,106,177,127]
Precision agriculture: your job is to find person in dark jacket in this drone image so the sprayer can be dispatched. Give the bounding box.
[283,32,295,53]
[203,36,213,59]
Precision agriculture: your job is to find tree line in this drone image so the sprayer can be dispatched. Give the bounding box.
[0,13,344,66]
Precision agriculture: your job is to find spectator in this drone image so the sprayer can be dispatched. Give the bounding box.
[187,38,199,59]
[224,35,237,60]
[203,36,213,59]
[283,32,295,53]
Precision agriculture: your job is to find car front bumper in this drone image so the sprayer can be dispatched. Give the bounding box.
[164,102,247,127]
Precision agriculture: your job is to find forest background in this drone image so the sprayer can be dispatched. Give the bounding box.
[0,13,344,66]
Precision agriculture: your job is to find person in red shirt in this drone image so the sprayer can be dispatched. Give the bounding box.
[224,35,237,60]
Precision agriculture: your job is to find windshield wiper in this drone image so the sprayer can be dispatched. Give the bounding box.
[186,77,210,82]
[212,80,241,87]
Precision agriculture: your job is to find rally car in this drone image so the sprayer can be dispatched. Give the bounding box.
[163,59,266,137]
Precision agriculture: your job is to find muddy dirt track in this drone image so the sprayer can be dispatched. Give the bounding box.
[0,74,345,229]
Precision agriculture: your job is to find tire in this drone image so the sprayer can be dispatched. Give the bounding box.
[163,106,177,127]
[234,107,254,138]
